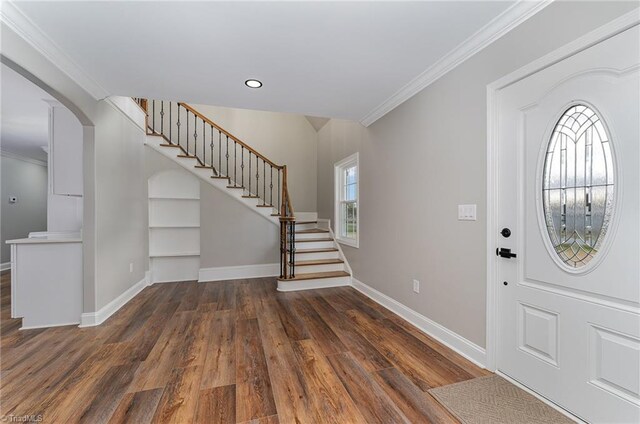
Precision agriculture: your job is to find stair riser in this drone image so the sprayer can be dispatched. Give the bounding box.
[296,232,331,240]
[293,263,345,273]
[277,275,351,292]
[295,223,317,231]
[293,251,339,261]
[292,241,335,250]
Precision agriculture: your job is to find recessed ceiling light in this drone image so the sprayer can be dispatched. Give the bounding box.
[245,79,262,89]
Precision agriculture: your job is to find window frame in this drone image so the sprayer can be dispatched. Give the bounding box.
[334,152,359,248]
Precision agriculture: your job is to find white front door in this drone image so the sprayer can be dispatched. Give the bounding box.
[496,25,640,423]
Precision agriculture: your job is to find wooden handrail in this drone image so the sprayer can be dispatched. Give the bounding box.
[179,102,282,170]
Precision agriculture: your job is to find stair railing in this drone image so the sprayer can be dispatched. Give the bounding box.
[136,98,296,279]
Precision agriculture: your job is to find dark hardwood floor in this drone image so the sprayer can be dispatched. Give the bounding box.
[0,271,489,423]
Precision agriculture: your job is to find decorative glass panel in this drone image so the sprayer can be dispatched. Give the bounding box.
[543,105,614,268]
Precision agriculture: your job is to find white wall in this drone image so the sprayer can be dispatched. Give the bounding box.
[0,154,48,263]
[316,1,638,348]
[192,104,318,212]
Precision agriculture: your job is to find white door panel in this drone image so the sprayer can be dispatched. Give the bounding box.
[496,25,640,423]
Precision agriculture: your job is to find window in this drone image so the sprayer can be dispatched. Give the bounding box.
[335,153,359,247]
[542,104,615,269]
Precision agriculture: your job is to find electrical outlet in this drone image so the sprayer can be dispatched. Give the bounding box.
[129,263,133,273]
[413,279,420,293]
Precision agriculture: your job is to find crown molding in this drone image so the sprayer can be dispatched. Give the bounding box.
[359,0,553,127]
[0,149,48,167]
[0,0,110,100]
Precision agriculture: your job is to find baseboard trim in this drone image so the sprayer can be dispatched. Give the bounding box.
[0,262,11,272]
[79,272,151,327]
[198,263,279,282]
[20,321,80,331]
[351,277,487,369]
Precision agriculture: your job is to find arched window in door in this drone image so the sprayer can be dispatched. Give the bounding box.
[542,104,615,268]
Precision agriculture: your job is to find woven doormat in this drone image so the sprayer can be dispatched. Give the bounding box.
[429,375,574,424]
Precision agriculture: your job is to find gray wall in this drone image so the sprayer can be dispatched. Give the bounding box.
[316,1,638,348]
[199,182,279,268]
[146,147,278,269]
[94,101,148,310]
[0,155,48,263]
[193,104,318,212]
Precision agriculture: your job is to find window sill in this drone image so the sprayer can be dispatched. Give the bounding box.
[336,237,359,249]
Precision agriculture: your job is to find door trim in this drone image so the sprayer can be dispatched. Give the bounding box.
[485,9,640,372]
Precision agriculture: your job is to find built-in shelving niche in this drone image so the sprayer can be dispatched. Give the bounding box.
[148,170,200,283]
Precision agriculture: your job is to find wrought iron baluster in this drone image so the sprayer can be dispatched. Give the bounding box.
[270,165,273,206]
[152,100,156,131]
[225,136,229,177]
[263,161,266,205]
[160,101,164,135]
[202,119,206,163]
[241,147,245,189]
[210,126,215,175]
[177,105,181,147]
[280,221,285,278]
[277,169,281,213]
[289,221,295,278]
[193,115,198,160]
[248,152,252,195]
[169,102,172,143]
[256,156,260,200]
[186,110,190,154]
[234,142,237,186]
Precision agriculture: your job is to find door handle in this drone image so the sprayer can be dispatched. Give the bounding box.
[496,247,517,258]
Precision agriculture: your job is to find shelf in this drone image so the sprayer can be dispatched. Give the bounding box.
[149,225,200,229]
[149,196,200,201]
[149,252,200,258]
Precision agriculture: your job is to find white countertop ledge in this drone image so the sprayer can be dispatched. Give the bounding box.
[6,238,82,244]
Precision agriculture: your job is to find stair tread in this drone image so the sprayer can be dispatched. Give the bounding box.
[281,271,350,281]
[295,259,344,266]
[295,221,318,225]
[159,143,181,148]
[294,238,334,243]
[296,229,329,234]
[293,248,339,253]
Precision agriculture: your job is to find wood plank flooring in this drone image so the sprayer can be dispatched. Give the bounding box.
[0,272,489,423]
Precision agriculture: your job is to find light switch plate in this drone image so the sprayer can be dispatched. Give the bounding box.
[458,204,477,221]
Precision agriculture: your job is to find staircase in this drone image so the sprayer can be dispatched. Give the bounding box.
[281,219,351,291]
[135,98,351,291]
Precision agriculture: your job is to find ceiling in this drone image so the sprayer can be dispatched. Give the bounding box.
[1,64,55,162]
[11,1,519,122]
